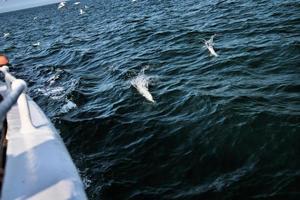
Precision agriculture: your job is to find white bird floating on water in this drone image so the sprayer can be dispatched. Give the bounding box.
[32,42,40,47]
[74,2,80,5]
[58,2,66,9]
[3,33,10,38]
[204,34,218,57]
[79,9,85,15]
[131,68,155,103]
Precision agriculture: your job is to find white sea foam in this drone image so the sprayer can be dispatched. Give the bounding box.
[37,86,65,100]
[74,2,81,5]
[61,99,77,113]
[38,78,78,100]
[82,176,92,189]
[47,73,61,85]
[204,34,218,57]
[131,67,155,103]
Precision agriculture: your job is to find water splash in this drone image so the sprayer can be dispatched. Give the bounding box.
[131,66,155,103]
[61,99,77,114]
[82,175,92,189]
[37,86,65,100]
[37,78,78,100]
[47,74,60,86]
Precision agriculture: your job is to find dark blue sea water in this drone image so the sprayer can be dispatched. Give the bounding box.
[1,0,300,199]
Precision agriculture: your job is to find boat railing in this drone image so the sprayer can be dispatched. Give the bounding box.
[0,65,35,132]
[0,65,87,199]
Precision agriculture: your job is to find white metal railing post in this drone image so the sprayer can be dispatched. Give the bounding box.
[1,66,36,132]
[0,80,26,127]
[11,80,36,132]
[0,65,16,90]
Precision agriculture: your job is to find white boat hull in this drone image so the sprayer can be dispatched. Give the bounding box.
[0,82,87,200]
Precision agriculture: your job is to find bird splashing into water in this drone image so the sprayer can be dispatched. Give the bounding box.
[131,66,155,103]
[204,34,218,57]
